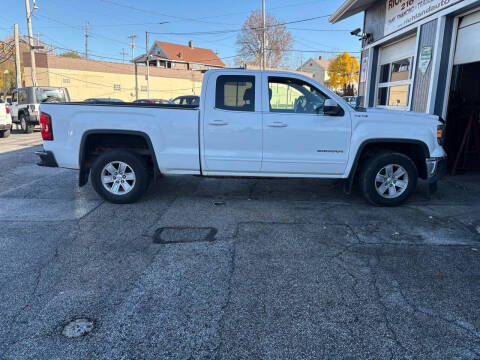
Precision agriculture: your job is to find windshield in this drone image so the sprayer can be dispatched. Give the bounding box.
[36,88,67,103]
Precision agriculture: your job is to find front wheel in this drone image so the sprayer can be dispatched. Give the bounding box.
[90,149,150,204]
[359,152,418,206]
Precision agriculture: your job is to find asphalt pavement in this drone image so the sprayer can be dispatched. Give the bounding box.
[1,131,480,359]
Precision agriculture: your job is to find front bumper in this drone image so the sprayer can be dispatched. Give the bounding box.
[35,150,58,167]
[426,157,447,183]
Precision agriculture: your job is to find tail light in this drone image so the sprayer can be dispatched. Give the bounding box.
[40,112,53,141]
[5,106,10,114]
[437,124,445,146]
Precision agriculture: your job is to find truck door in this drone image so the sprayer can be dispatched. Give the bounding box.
[261,75,351,175]
[202,73,262,173]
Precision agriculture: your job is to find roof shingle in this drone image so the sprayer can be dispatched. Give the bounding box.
[154,41,225,67]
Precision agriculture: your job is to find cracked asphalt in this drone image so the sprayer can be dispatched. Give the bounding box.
[1,132,480,359]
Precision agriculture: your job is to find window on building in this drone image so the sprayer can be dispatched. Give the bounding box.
[63,78,70,84]
[377,57,414,108]
[215,75,255,112]
[141,86,147,92]
[268,77,327,114]
[113,84,121,91]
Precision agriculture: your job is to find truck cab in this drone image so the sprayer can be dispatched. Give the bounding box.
[10,86,70,133]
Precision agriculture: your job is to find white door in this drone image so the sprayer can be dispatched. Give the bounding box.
[202,73,262,173]
[10,90,19,120]
[261,75,351,175]
[454,10,480,65]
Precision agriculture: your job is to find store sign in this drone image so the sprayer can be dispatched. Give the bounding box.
[385,0,462,35]
[418,46,432,75]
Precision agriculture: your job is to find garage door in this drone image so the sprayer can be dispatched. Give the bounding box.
[454,10,480,65]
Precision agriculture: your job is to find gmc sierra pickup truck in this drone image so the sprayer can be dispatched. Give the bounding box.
[37,69,447,206]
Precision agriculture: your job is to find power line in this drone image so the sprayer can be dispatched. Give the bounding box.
[148,14,332,36]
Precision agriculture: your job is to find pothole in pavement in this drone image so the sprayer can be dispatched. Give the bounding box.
[153,227,218,244]
[62,318,94,338]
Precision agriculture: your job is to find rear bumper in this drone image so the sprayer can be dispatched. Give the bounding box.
[35,150,58,167]
[426,157,447,183]
[0,123,11,131]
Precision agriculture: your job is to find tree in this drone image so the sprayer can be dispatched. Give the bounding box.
[328,52,359,91]
[236,10,293,68]
[59,51,82,59]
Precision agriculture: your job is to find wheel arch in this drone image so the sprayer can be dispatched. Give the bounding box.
[78,129,160,187]
[344,138,430,193]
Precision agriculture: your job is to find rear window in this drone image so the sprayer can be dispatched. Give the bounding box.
[36,88,67,103]
[215,75,255,112]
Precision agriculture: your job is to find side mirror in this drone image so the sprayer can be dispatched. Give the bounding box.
[324,99,343,116]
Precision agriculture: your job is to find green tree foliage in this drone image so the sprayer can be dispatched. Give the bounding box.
[59,51,82,59]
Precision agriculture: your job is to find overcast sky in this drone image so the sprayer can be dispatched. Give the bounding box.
[0,0,364,68]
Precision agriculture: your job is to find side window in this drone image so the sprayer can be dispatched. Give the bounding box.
[215,75,255,112]
[18,90,27,104]
[12,92,17,103]
[268,77,327,114]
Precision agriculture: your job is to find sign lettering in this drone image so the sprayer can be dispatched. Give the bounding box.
[385,0,462,35]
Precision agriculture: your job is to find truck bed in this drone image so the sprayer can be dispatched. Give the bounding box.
[40,102,201,174]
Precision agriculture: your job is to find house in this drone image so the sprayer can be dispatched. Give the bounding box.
[329,0,480,169]
[134,41,225,71]
[297,56,332,87]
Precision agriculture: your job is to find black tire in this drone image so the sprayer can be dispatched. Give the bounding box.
[90,149,150,204]
[0,129,11,138]
[20,114,34,134]
[359,151,418,206]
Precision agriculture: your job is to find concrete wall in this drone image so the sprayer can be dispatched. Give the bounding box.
[411,20,438,112]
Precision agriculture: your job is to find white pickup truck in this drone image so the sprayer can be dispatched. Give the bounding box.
[37,69,447,206]
[0,99,12,138]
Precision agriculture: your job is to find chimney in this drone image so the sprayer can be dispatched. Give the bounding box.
[188,40,194,49]
[318,56,323,60]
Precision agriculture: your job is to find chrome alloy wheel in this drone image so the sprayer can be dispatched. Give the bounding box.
[374,164,409,199]
[101,161,136,195]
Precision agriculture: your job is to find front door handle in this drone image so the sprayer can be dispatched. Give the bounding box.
[208,120,228,126]
[268,122,288,128]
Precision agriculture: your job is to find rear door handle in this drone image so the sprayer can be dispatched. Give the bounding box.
[268,122,288,128]
[208,120,228,126]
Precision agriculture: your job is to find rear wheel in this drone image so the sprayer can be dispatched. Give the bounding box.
[0,129,11,138]
[20,114,34,134]
[90,149,150,204]
[359,151,418,206]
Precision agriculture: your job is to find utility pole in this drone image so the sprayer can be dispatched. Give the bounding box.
[85,21,89,59]
[128,34,136,63]
[120,48,127,64]
[128,34,138,100]
[24,0,37,86]
[145,31,150,99]
[262,0,266,70]
[14,24,22,88]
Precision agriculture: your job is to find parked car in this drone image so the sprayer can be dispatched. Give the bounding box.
[0,99,12,138]
[84,98,124,104]
[37,69,446,206]
[133,99,171,105]
[171,95,200,106]
[343,96,358,107]
[9,87,70,133]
